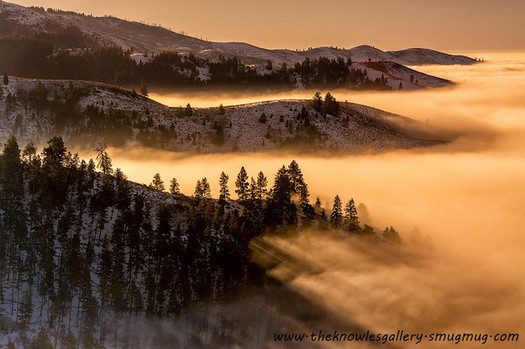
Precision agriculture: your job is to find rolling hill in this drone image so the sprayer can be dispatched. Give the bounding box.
[0,1,477,66]
[0,76,443,154]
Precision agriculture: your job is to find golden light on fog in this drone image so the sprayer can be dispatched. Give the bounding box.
[4,0,524,345]
[73,52,525,346]
[105,53,525,246]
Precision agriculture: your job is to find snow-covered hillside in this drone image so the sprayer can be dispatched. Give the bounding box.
[0,77,443,153]
[0,1,477,66]
[352,61,452,90]
[347,45,476,66]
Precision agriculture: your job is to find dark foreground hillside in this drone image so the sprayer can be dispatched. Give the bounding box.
[0,136,404,347]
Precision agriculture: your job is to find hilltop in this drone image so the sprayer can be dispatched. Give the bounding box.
[0,1,477,66]
[0,76,443,154]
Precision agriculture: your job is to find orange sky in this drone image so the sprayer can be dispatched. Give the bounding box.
[11,0,525,51]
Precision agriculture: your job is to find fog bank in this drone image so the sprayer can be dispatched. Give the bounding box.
[88,52,525,346]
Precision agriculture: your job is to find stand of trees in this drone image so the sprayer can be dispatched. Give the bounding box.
[0,136,401,347]
[0,36,390,90]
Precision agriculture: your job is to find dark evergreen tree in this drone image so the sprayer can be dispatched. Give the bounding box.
[298,183,314,221]
[330,195,343,227]
[201,177,211,199]
[0,135,23,201]
[185,103,193,116]
[235,166,249,201]
[255,171,268,201]
[169,177,180,194]
[265,166,297,226]
[150,173,165,191]
[324,92,339,115]
[41,137,69,205]
[287,160,304,193]
[194,179,203,199]
[383,226,402,243]
[219,172,230,201]
[271,166,292,206]
[95,143,113,175]
[312,92,323,111]
[344,198,360,232]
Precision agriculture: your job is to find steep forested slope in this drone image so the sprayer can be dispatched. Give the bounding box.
[0,136,403,347]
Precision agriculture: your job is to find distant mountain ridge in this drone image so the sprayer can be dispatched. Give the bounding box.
[0,1,477,66]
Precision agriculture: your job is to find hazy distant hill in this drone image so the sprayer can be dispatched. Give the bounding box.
[0,76,442,153]
[0,1,477,66]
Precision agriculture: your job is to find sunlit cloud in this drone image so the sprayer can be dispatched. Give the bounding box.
[74,52,525,346]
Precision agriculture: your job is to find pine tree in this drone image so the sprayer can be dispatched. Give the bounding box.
[330,195,343,227]
[95,143,113,175]
[42,137,67,170]
[235,166,249,201]
[312,92,323,111]
[344,198,360,232]
[41,137,69,205]
[150,173,165,191]
[114,168,127,181]
[201,177,211,199]
[169,178,180,194]
[287,160,304,193]
[298,183,314,220]
[248,177,258,202]
[383,226,402,243]
[324,92,339,115]
[271,166,291,206]
[185,103,193,116]
[219,172,230,201]
[0,135,23,201]
[255,171,268,201]
[194,179,203,199]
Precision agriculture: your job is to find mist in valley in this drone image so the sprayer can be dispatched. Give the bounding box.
[81,52,525,347]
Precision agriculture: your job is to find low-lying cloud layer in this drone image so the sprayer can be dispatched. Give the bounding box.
[252,230,524,348]
[84,52,525,347]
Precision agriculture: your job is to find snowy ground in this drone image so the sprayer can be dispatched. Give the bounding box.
[0,77,443,154]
